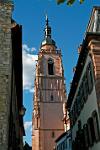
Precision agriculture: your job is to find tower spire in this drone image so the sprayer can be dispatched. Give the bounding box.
[41,15,56,47]
[45,14,51,38]
[46,14,49,26]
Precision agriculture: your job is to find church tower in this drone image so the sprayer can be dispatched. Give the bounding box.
[32,16,67,150]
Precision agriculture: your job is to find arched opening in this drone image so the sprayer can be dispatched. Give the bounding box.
[51,95,53,101]
[48,58,54,75]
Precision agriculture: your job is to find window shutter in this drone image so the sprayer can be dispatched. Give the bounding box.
[87,63,93,94]
[87,117,95,146]
[92,111,100,142]
[83,124,89,148]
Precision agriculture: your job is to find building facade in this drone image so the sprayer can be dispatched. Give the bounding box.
[0,1,25,150]
[67,6,100,150]
[55,130,71,150]
[32,16,67,150]
[55,102,71,150]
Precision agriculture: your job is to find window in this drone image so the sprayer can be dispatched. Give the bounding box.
[48,58,54,75]
[79,83,84,109]
[77,95,81,116]
[59,144,62,150]
[73,103,77,122]
[87,117,95,146]
[57,146,59,150]
[92,111,100,142]
[75,120,86,149]
[61,143,63,150]
[71,109,75,125]
[83,124,89,148]
[75,99,78,120]
[70,110,74,127]
[83,74,89,102]
[64,138,67,149]
[78,120,82,130]
[72,140,75,150]
[62,141,65,150]
[51,131,55,138]
[87,63,93,94]
[69,138,71,149]
[51,95,53,101]
[36,117,38,128]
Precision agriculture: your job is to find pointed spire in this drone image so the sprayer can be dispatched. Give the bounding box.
[46,14,49,26]
[45,14,51,38]
[40,15,56,48]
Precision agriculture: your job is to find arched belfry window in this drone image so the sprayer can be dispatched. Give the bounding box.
[48,58,54,75]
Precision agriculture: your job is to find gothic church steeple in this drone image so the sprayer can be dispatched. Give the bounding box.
[32,16,67,150]
[41,15,56,47]
[45,15,51,38]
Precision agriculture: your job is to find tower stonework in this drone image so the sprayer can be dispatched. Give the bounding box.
[0,1,25,150]
[32,16,67,150]
[0,1,13,150]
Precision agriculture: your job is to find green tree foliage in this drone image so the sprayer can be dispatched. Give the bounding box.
[56,0,84,5]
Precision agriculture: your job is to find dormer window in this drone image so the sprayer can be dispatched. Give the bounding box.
[48,58,54,75]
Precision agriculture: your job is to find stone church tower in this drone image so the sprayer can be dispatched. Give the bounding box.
[32,16,67,150]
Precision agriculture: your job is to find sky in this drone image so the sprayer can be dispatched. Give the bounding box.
[13,0,100,146]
